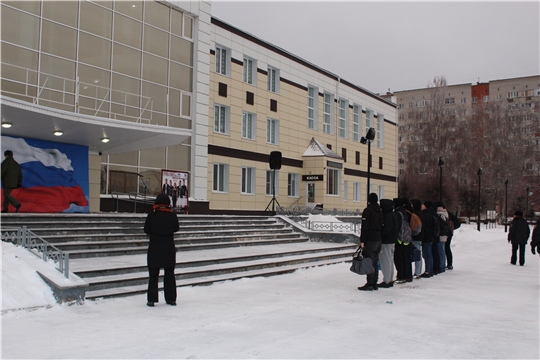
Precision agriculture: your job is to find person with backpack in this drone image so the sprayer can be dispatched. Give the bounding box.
[379,199,398,288]
[358,193,384,291]
[507,211,530,266]
[393,198,413,284]
[420,201,437,278]
[446,210,460,270]
[410,199,424,279]
[436,201,450,274]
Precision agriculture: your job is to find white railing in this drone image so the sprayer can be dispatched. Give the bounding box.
[296,219,361,234]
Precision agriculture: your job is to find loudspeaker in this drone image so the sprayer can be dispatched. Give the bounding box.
[269,151,282,170]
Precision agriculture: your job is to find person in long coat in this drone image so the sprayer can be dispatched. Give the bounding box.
[1,150,23,213]
[530,219,540,257]
[507,211,530,266]
[144,194,179,306]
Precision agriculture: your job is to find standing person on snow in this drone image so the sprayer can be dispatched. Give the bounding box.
[421,201,436,278]
[1,150,23,213]
[379,199,398,288]
[410,199,424,279]
[144,194,180,306]
[394,198,413,284]
[507,211,530,266]
[436,201,449,274]
[530,219,540,257]
[358,193,383,291]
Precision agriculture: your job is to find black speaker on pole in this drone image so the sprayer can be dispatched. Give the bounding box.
[269,151,282,170]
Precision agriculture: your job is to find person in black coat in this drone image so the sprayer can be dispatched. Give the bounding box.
[530,219,540,256]
[394,198,413,284]
[379,199,398,288]
[144,194,180,306]
[507,211,530,266]
[358,193,383,291]
[421,201,437,278]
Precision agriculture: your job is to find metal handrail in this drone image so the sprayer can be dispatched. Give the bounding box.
[1,226,69,278]
[295,219,361,234]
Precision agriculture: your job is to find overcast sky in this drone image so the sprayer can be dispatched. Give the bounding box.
[211,0,540,95]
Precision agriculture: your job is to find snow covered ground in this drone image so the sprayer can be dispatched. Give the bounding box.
[1,223,539,359]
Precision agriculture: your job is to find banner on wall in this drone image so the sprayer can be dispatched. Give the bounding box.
[1,136,89,213]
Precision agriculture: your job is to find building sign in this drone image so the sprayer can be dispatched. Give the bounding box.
[302,174,323,181]
[327,161,343,169]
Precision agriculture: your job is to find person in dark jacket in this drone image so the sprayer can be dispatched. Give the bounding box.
[379,199,398,288]
[410,199,424,279]
[507,211,530,266]
[144,194,180,306]
[421,201,436,278]
[1,150,23,213]
[358,193,383,291]
[530,219,540,256]
[394,198,413,284]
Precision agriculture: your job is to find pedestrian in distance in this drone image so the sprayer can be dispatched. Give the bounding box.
[530,219,540,257]
[445,210,460,270]
[1,150,23,213]
[144,194,180,306]
[410,199,424,279]
[357,193,383,291]
[436,201,450,274]
[379,199,398,288]
[420,201,437,278]
[393,198,414,284]
[507,211,530,266]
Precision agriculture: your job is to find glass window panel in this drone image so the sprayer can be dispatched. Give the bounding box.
[170,36,193,66]
[150,112,166,126]
[1,6,40,50]
[78,64,110,100]
[1,43,38,71]
[113,13,142,49]
[40,54,76,93]
[170,62,192,92]
[112,43,141,78]
[137,167,162,196]
[79,32,112,70]
[169,88,180,116]
[170,9,183,37]
[111,73,140,106]
[142,53,168,85]
[169,115,191,130]
[184,16,193,39]
[167,144,191,172]
[90,1,112,9]
[108,165,139,194]
[144,0,170,31]
[114,1,142,20]
[42,1,78,28]
[140,147,166,168]
[41,20,77,60]
[80,1,112,39]
[143,25,168,58]
[108,152,137,166]
[142,81,167,112]
[181,94,191,117]
[2,1,41,15]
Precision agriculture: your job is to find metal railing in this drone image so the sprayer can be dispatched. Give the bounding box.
[277,206,362,216]
[1,226,69,278]
[295,219,361,234]
[111,192,154,213]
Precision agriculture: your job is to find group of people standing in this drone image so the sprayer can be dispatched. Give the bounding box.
[358,193,459,291]
[162,179,188,212]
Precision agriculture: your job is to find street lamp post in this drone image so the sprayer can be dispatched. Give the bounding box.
[477,168,482,232]
[505,179,509,233]
[438,157,444,202]
[360,127,376,201]
[526,185,530,221]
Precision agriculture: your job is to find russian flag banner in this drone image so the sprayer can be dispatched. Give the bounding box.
[1,136,89,213]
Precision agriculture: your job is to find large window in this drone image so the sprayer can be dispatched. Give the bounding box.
[353,182,361,202]
[365,108,374,133]
[308,86,318,130]
[327,168,340,195]
[213,164,229,192]
[214,104,229,134]
[377,113,384,148]
[353,105,361,141]
[343,180,348,201]
[243,56,256,85]
[288,173,299,197]
[323,92,334,134]
[266,170,279,196]
[215,45,229,75]
[241,167,255,194]
[242,112,256,140]
[339,98,348,138]
[267,118,279,145]
[267,66,279,93]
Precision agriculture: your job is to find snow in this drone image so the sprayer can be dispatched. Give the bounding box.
[1,223,539,359]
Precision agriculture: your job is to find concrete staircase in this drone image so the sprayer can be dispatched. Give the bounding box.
[1,213,358,300]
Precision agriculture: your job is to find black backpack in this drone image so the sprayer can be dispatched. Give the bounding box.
[449,212,461,230]
[430,213,440,237]
[437,214,450,236]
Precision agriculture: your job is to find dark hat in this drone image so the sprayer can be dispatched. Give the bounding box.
[514,211,523,217]
[424,200,433,209]
[155,193,170,206]
[411,199,422,212]
[4,150,13,157]
[368,193,378,204]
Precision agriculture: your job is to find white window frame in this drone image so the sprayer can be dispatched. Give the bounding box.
[215,45,230,76]
[243,56,257,85]
[242,111,256,140]
[266,118,280,145]
[267,66,280,93]
[323,92,334,134]
[338,98,349,138]
[287,173,299,197]
[241,167,255,194]
[365,108,374,133]
[214,104,229,134]
[266,170,279,196]
[212,163,229,193]
[308,86,318,130]
[327,168,340,196]
[353,104,361,142]
[353,182,361,202]
[377,113,384,148]
[378,185,384,200]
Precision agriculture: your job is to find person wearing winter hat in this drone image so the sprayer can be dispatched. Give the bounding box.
[530,219,540,256]
[507,210,530,266]
[144,193,180,306]
[357,192,383,291]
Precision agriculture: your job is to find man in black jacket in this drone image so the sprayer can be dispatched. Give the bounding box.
[421,201,437,278]
[358,193,383,291]
[508,211,530,266]
[379,199,398,288]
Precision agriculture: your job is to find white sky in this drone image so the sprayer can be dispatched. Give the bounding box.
[211,0,540,95]
[2,223,539,358]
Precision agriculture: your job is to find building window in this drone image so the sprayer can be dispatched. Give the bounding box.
[507,91,518,98]
[483,95,489,102]
[213,163,229,192]
[353,105,361,141]
[377,113,384,148]
[288,173,299,197]
[355,151,360,165]
[243,56,256,85]
[378,185,384,200]
[365,108,374,133]
[241,167,255,194]
[343,180,348,201]
[215,45,229,76]
[267,66,279,93]
[327,168,340,195]
[214,104,229,134]
[379,157,383,169]
[353,182,361,202]
[472,97,478,104]
[323,92,334,134]
[445,98,455,104]
[342,148,347,162]
[338,98,349,138]
[266,118,279,144]
[308,86,318,130]
[461,98,466,104]
[266,170,279,196]
[242,112,256,140]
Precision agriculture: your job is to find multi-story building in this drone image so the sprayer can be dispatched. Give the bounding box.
[0,0,397,214]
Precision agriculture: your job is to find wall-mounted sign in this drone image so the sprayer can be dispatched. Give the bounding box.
[302,174,323,181]
[327,161,342,169]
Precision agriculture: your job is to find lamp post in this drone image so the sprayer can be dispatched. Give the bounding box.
[360,127,376,201]
[477,168,482,232]
[438,157,444,202]
[505,179,509,232]
[526,185,530,221]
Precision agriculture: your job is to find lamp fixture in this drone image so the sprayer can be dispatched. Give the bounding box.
[101,137,110,143]
[1,122,12,128]
[53,130,63,136]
